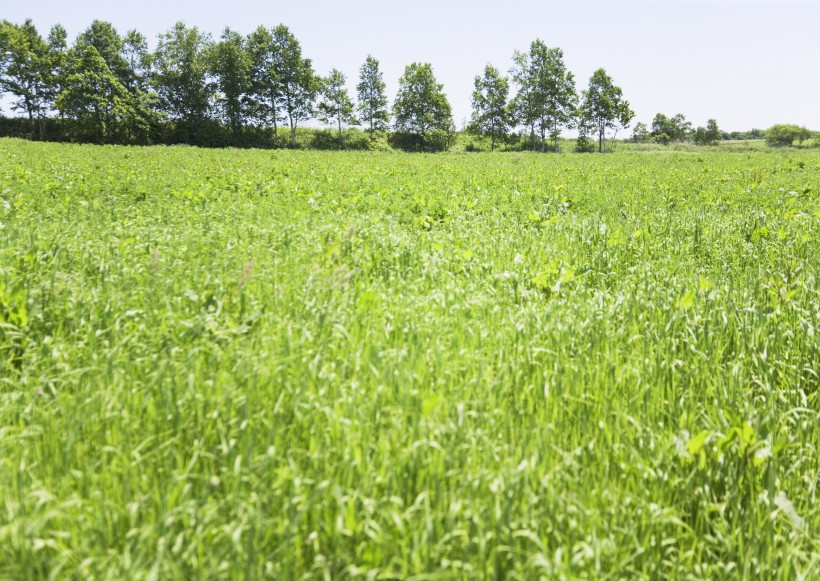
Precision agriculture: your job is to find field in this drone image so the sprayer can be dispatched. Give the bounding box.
[0,138,818,579]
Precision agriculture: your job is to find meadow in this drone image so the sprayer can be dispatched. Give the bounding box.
[0,138,818,579]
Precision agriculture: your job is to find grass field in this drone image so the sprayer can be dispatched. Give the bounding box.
[1,138,818,579]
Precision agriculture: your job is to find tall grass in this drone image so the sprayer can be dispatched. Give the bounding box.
[0,139,818,578]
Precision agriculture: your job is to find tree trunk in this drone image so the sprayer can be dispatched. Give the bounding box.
[26,100,35,138]
[270,90,279,148]
[338,117,343,149]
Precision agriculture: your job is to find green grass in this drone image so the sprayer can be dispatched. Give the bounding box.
[0,138,818,579]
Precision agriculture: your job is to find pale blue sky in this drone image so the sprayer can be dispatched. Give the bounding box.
[4,0,819,132]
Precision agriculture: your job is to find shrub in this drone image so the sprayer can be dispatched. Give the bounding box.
[575,135,596,153]
[766,124,811,147]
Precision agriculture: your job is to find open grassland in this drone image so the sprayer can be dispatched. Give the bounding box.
[0,139,818,579]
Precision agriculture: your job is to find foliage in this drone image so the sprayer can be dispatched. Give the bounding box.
[651,112,692,144]
[765,124,811,147]
[725,128,765,141]
[56,45,154,144]
[0,20,63,137]
[631,121,649,143]
[468,64,510,151]
[509,40,577,152]
[1,140,819,578]
[57,20,159,144]
[271,24,317,148]
[152,22,213,125]
[693,118,721,146]
[245,26,284,146]
[356,55,389,140]
[578,68,633,153]
[208,28,250,133]
[316,68,357,147]
[393,62,454,151]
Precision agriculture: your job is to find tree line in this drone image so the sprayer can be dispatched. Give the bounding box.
[630,114,724,146]
[0,19,643,152]
[3,19,812,152]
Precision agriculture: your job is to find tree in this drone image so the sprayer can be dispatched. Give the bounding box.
[71,21,158,141]
[272,25,317,148]
[509,49,537,150]
[578,68,633,153]
[393,62,453,151]
[765,124,811,147]
[509,41,577,152]
[631,121,649,143]
[121,29,152,92]
[209,28,250,134]
[44,24,68,114]
[468,64,510,151]
[57,44,152,143]
[705,119,720,145]
[246,26,283,146]
[316,68,357,147]
[694,118,721,146]
[651,113,691,144]
[152,22,213,125]
[356,55,389,140]
[75,21,130,86]
[0,20,56,137]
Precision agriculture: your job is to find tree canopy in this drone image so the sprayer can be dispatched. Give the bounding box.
[3,18,803,152]
[469,64,510,152]
[356,55,389,140]
[393,62,453,151]
[578,68,634,153]
[316,68,357,147]
[509,40,577,152]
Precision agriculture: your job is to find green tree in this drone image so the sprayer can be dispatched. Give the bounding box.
[765,124,810,147]
[209,28,250,134]
[246,26,283,146]
[510,41,577,152]
[356,55,389,140]
[121,29,153,92]
[650,113,671,144]
[705,118,720,144]
[72,21,158,140]
[0,20,56,137]
[75,21,131,86]
[468,64,510,151]
[579,68,633,153]
[152,22,213,125]
[651,113,691,144]
[631,121,649,143]
[57,44,152,143]
[509,49,537,150]
[316,68,357,147]
[272,25,317,148]
[44,24,68,112]
[694,118,721,146]
[393,62,453,151]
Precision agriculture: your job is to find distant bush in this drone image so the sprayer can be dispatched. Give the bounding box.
[575,135,596,153]
[389,129,455,152]
[794,137,820,149]
[766,124,811,147]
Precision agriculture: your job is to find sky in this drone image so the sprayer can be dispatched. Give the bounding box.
[3,0,820,133]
